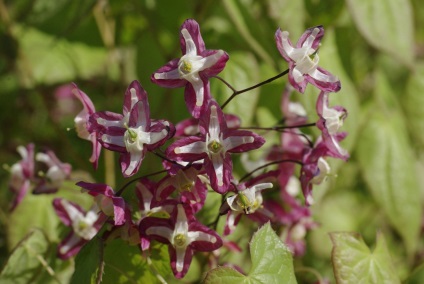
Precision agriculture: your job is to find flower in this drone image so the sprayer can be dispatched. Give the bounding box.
[226,182,273,215]
[300,134,346,206]
[275,26,341,93]
[167,101,265,193]
[156,166,208,213]
[72,83,102,169]
[175,113,240,137]
[139,204,222,278]
[34,150,71,194]
[135,178,177,251]
[316,91,349,160]
[8,143,34,211]
[53,198,104,259]
[220,173,275,235]
[151,19,229,118]
[76,181,126,226]
[89,80,175,177]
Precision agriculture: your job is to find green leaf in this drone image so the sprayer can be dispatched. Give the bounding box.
[203,267,246,283]
[8,181,94,250]
[100,239,171,284]
[267,0,305,38]
[70,236,102,284]
[346,0,414,67]
[211,51,260,125]
[8,194,60,250]
[330,232,401,284]
[357,110,421,256]
[204,223,297,284]
[0,229,50,284]
[405,262,424,284]
[404,63,424,148]
[221,0,275,69]
[14,25,120,86]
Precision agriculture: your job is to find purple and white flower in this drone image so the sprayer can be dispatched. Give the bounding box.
[53,198,104,259]
[167,101,265,193]
[72,83,101,169]
[275,26,341,93]
[76,181,126,226]
[151,19,229,118]
[316,91,349,160]
[156,166,207,213]
[90,80,175,177]
[8,143,34,211]
[34,150,71,194]
[139,204,222,278]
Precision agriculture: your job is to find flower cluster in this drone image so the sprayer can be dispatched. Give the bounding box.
[6,143,72,211]
[6,19,348,280]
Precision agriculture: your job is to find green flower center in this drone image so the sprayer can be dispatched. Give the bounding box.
[173,233,187,247]
[180,60,192,74]
[236,193,252,214]
[77,221,89,232]
[207,140,223,154]
[127,128,138,143]
[179,182,194,193]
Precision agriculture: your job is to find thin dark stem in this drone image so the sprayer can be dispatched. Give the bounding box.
[152,151,181,166]
[218,68,289,110]
[240,122,316,131]
[239,159,303,182]
[213,75,237,92]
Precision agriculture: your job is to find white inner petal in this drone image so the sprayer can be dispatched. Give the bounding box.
[175,247,186,272]
[208,105,220,140]
[211,154,224,187]
[281,28,321,78]
[46,165,67,186]
[309,68,339,83]
[96,117,124,128]
[154,68,181,80]
[59,233,81,255]
[130,88,139,109]
[187,231,216,244]
[174,141,206,154]
[286,176,301,197]
[223,136,254,151]
[310,157,330,185]
[102,134,126,147]
[124,151,142,176]
[146,226,174,242]
[16,146,29,160]
[35,153,54,167]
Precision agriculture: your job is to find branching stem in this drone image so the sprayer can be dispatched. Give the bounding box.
[239,159,303,182]
[217,68,289,110]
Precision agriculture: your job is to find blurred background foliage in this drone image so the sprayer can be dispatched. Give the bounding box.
[1,0,424,283]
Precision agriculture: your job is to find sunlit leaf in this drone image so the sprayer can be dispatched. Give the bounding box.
[0,229,50,284]
[8,181,93,250]
[330,232,401,284]
[204,223,297,284]
[14,26,120,86]
[404,63,424,148]
[346,0,414,67]
[267,0,305,38]
[357,109,421,256]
